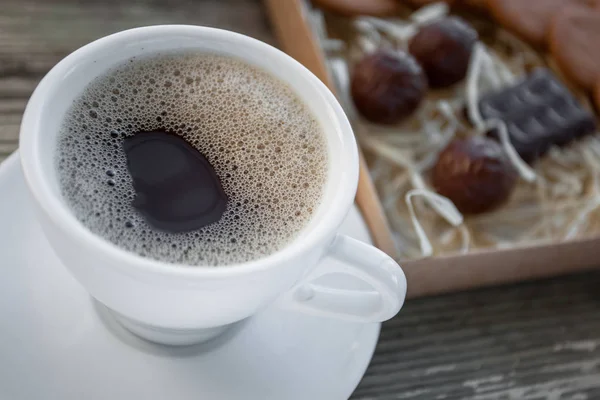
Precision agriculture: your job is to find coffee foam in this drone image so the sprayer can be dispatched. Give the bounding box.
[56,52,328,266]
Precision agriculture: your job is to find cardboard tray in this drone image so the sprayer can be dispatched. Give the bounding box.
[264,0,600,298]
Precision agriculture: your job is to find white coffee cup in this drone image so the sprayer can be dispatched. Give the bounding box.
[19,25,406,346]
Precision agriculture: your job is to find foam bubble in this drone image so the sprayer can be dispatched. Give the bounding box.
[56,52,328,266]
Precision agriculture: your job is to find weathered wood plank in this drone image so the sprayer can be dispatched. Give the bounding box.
[353,271,600,399]
[0,0,275,156]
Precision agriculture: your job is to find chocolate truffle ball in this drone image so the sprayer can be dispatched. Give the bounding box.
[432,136,517,214]
[351,49,428,125]
[409,17,478,88]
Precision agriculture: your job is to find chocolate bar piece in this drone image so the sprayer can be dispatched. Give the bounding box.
[478,68,596,163]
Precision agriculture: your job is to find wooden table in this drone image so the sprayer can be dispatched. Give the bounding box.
[1,0,599,398]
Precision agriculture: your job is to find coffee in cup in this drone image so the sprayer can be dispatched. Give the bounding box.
[56,52,329,266]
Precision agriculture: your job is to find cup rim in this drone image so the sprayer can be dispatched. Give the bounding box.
[19,25,358,278]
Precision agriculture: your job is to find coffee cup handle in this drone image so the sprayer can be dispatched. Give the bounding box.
[281,234,406,323]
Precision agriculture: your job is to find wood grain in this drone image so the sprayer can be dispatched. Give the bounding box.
[1,0,600,398]
[0,0,274,162]
[354,271,600,399]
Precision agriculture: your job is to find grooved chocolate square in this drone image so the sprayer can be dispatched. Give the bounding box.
[479,69,596,163]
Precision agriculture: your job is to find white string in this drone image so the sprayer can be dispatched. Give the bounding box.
[483,119,536,182]
[405,189,464,256]
[458,225,471,254]
[481,47,503,89]
[465,43,537,182]
[353,19,382,46]
[465,43,486,130]
[410,2,449,25]
[359,17,417,43]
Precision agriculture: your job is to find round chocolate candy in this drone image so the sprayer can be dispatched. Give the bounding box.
[351,49,428,125]
[432,136,517,214]
[409,17,478,88]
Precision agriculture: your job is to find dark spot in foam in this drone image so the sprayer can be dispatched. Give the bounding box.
[123,130,228,233]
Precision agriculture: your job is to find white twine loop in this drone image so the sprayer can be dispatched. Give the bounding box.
[410,2,449,25]
[405,189,464,256]
[466,43,536,182]
[482,119,537,182]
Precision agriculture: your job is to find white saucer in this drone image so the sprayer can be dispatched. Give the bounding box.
[0,152,379,400]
